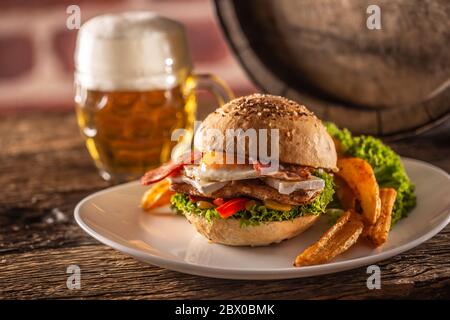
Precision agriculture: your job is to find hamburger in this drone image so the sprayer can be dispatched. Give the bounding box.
[141,94,337,246]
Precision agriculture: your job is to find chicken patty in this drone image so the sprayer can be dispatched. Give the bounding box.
[170,180,321,205]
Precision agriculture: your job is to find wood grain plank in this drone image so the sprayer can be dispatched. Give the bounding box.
[0,111,449,299]
[1,234,449,300]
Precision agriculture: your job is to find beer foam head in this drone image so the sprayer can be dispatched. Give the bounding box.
[75,12,191,91]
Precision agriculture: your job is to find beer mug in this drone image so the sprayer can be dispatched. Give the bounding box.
[74,12,233,182]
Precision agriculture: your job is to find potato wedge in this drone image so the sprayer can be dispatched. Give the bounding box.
[141,179,174,211]
[336,158,381,225]
[294,210,364,267]
[364,188,397,247]
[334,176,357,211]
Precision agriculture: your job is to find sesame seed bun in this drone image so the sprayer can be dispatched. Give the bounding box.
[194,94,337,170]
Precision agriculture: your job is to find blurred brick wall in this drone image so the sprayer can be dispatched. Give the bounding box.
[0,0,257,113]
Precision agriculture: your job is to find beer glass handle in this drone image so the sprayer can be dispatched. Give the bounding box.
[189,73,235,107]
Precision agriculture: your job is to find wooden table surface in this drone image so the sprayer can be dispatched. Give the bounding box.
[1,111,449,299]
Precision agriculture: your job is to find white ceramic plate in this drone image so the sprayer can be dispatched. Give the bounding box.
[75,158,450,280]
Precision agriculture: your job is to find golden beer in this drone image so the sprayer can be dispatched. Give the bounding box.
[75,85,196,181]
[74,12,232,181]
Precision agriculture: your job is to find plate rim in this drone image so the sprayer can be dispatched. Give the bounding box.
[74,157,450,278]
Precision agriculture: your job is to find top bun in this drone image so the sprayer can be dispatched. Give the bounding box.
[195,94,337,170]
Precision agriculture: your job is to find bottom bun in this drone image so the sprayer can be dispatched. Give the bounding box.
[185,214,320,246]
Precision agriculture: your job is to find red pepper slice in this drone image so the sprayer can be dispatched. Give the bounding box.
[213,198,226,206]
[216,198,249,219]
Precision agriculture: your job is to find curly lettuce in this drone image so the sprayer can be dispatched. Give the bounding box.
[170,171,335,227]
[325,122,416,225]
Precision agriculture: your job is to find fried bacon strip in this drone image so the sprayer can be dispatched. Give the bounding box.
[294,210,364,267]
[363,188,397,247]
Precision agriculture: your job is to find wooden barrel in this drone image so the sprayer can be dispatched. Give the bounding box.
[213,0,450,137]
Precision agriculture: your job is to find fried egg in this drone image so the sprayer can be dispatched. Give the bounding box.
[183,151,260,182]
[183,164,259,182]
